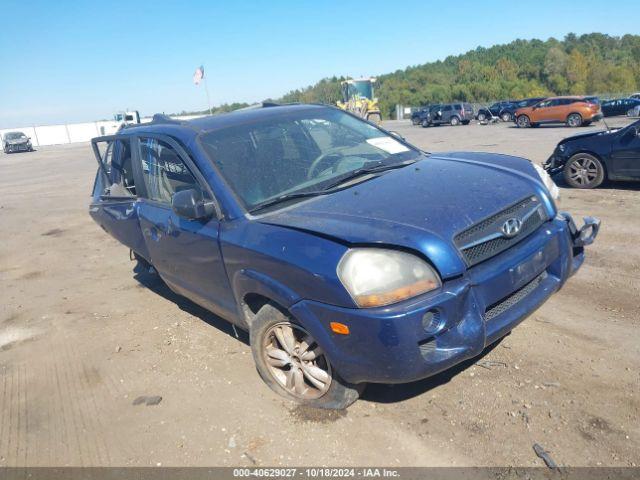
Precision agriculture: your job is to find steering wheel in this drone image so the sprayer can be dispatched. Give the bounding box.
[307,148,345,180]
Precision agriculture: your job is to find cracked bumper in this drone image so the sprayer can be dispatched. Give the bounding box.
[290,213,599,385]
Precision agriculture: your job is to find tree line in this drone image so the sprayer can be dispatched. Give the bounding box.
[276,33,640,118]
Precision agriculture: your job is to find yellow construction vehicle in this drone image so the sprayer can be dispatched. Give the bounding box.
[336,78,382,124]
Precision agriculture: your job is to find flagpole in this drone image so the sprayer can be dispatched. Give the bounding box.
[203,74,212,115]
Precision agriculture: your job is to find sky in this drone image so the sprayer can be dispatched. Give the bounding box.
[1,0,638,128]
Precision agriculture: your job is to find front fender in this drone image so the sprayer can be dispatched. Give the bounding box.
[231,268,302,326]
[220,219,355,326]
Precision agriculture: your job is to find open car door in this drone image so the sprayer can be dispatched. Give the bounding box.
[89,135,149,261]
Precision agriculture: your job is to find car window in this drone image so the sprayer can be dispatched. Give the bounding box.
[199,108,421,211]
[92,138,136,197]
[443,105,453,112]
[138,137,200,204]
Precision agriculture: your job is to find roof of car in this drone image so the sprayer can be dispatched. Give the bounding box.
[546,96,587,100]
[122,103,330,138]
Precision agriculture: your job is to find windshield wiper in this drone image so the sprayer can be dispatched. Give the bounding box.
[321,159,417,190]
[248,160,417,214]
[249,190,331,213]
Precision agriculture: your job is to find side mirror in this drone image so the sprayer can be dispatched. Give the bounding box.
[171,188,215,220]
[388,131,405,141]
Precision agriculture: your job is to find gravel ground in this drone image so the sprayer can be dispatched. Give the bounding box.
[0,118,638,467]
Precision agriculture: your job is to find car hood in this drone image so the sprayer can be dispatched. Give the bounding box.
[260,152,547,278]
[558,129,611,146]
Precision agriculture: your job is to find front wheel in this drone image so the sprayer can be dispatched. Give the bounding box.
[411,117,420,125]
[421,118,430,128]
[563,153,605,189]
[477,112,486,122]
[250,304,364,409]
[567,113,583,127]
[516,115,530,128]
[501,112,512,122]
[450,116,460,126]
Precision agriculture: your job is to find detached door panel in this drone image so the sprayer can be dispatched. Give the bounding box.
[134,134,237,319]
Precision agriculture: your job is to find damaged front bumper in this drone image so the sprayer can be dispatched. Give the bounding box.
[290,212,600,385]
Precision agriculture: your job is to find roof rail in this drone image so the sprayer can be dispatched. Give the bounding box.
[261,101,282,108]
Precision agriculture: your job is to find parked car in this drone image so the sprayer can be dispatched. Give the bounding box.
[89,103,599,409]
[499,97,546,122]
[411,106,432,125]
[515,96,602,128]
[584,96,600,105]
[487,101,516,118]
[545,119,640,188]
[3,131,33,153]
[420,102,474,127]
[601,98,640,117]
[475,107,493,122]
[630,93,640,100]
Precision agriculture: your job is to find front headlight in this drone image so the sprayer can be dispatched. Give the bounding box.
[532,163,560,202]
[337,248,441,308]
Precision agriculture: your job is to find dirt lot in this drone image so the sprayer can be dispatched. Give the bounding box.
[1,118,638,467]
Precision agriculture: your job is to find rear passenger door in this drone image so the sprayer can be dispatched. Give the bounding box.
[90,136,149,259]
[535,99,560,122]
[134,134,237,319]
[441,105,453,123]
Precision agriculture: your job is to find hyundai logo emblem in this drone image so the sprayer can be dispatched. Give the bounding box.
[501,217,523,238]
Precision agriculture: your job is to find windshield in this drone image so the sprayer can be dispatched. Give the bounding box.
[347,81,373,100]
[5,132,26,140]
[200,108,421,211]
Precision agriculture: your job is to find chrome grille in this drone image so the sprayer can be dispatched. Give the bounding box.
[483,272,547,321]
[454,196,547,267]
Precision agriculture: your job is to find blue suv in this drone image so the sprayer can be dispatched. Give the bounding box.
[89,104,599,409]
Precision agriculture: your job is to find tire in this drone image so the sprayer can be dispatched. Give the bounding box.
[477,112,486,122]
[450,116,460,126]
[516,115,530,128]
[501,112,512,122]
[421,118,430,128]
[250,303,364,409]
[567,113,582,128]
[563,153,605,189]
[412,117,420,125]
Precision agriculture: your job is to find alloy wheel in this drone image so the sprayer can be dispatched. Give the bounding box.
[568,157,599,186]
[567,114,582,127]
[517,115,530,128]
[262,322,332,400]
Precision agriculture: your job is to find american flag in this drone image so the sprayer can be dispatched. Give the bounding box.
[193,66,204,85]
